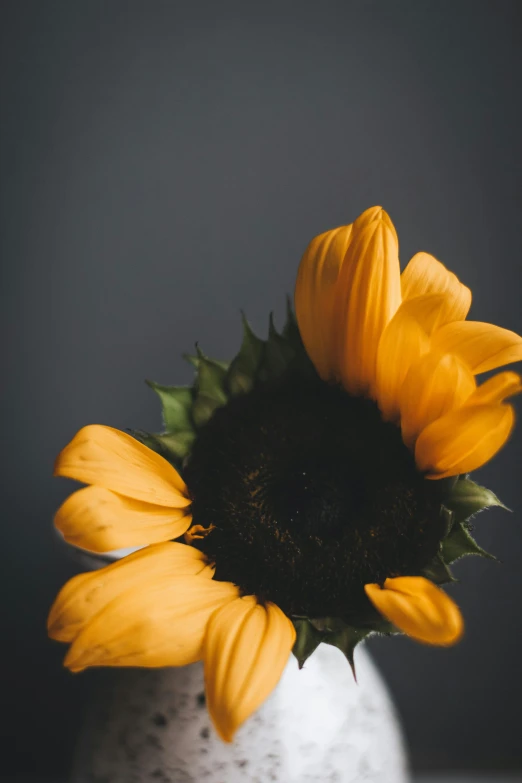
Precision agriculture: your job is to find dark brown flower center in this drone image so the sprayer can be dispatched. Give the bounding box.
[184,374,446,623]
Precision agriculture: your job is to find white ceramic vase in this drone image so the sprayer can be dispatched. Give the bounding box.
[71,642,409,783]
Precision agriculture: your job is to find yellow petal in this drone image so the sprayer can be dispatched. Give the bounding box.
[365,577,463,646]
[466,371,522,406]
[48,542,214,642]
[415,403,515,479]
[295,223,353,380]
[204,596,296,743]
[374,297,434,420]
[63,574,239,671]
[334,207,401,395]
[55,425,190,508]
[354,204,399,243]
[400,352,476,447]
[401,252,471,324]
[55,486,192,553]
[390,291,466,337]
[432,321,522,374]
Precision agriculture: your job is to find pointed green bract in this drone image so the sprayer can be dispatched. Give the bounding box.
[130,429,196,462]
[282,295,301,343]
[292,616,371,677]
[439,505,454,539]
[194,348,229,394]
[192,350,229,428]
[227,314,265,396]
[309,616,347,633]
[292,619,324,669]
[192,394,224,428]
[446,477,508,524]
[441,521,497,564]
[437,476,503,568]
[157,431,196,460]
[323,625,371,678]
[137,310,311,465]
[257,314,297,381]
[145,381,194,432]
[184,351,230,372]
[422,553,457,585]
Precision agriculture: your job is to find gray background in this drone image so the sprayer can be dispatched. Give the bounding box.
[1,0,521,778]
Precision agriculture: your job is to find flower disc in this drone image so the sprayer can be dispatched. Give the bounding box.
[185,374,447,623]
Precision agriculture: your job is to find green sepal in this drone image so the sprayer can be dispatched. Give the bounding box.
[145,307,313,442]
[322,625,371,680]
[292,616,371,677]
[145,381,194,433]
[192,349,230,428]
[184,350,230,373]
[226,313,265,396]
[441,521,497,564]
[281,295,301,343]
[130,429,196,463]
[292,619,325,669]
[309,616,347,633]
[308,616,375,678]
[440,505,455,539]
[281,298,316,375]
[445,476,509,524]
[421,552,457,585]
[257,314,296,382]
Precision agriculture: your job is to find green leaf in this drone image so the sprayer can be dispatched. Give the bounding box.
[226,313,265,396]
[422,553,457,585]
[145,381,194,433]
[446,477,509,524]
[292,619,324,669]
[323,625,371,680]
[441,521,497,564]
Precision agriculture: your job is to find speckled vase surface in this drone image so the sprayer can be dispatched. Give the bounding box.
[71,643,409,783]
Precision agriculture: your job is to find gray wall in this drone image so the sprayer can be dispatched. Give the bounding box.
[2,0,521,777]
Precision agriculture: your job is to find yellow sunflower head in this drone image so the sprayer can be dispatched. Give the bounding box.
[49,206,522,743]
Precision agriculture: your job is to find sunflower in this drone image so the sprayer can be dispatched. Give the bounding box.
[49,206,522,743]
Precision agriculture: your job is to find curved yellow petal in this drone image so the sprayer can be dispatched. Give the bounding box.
[466,371,522,406]
[365,577,463,646]
[48,542,214,642]
[55,486,192,553]
[334,207,401,395]
[374,297,435,420]
[353,204,399,243]
[295,223,353,380]
[401,252,471,324]
[432,321,522,374]
[204,595,296,743]
[55,425,190,508]
[415,403,515,479]
[63,574,239,671]
[400,352,476,447]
